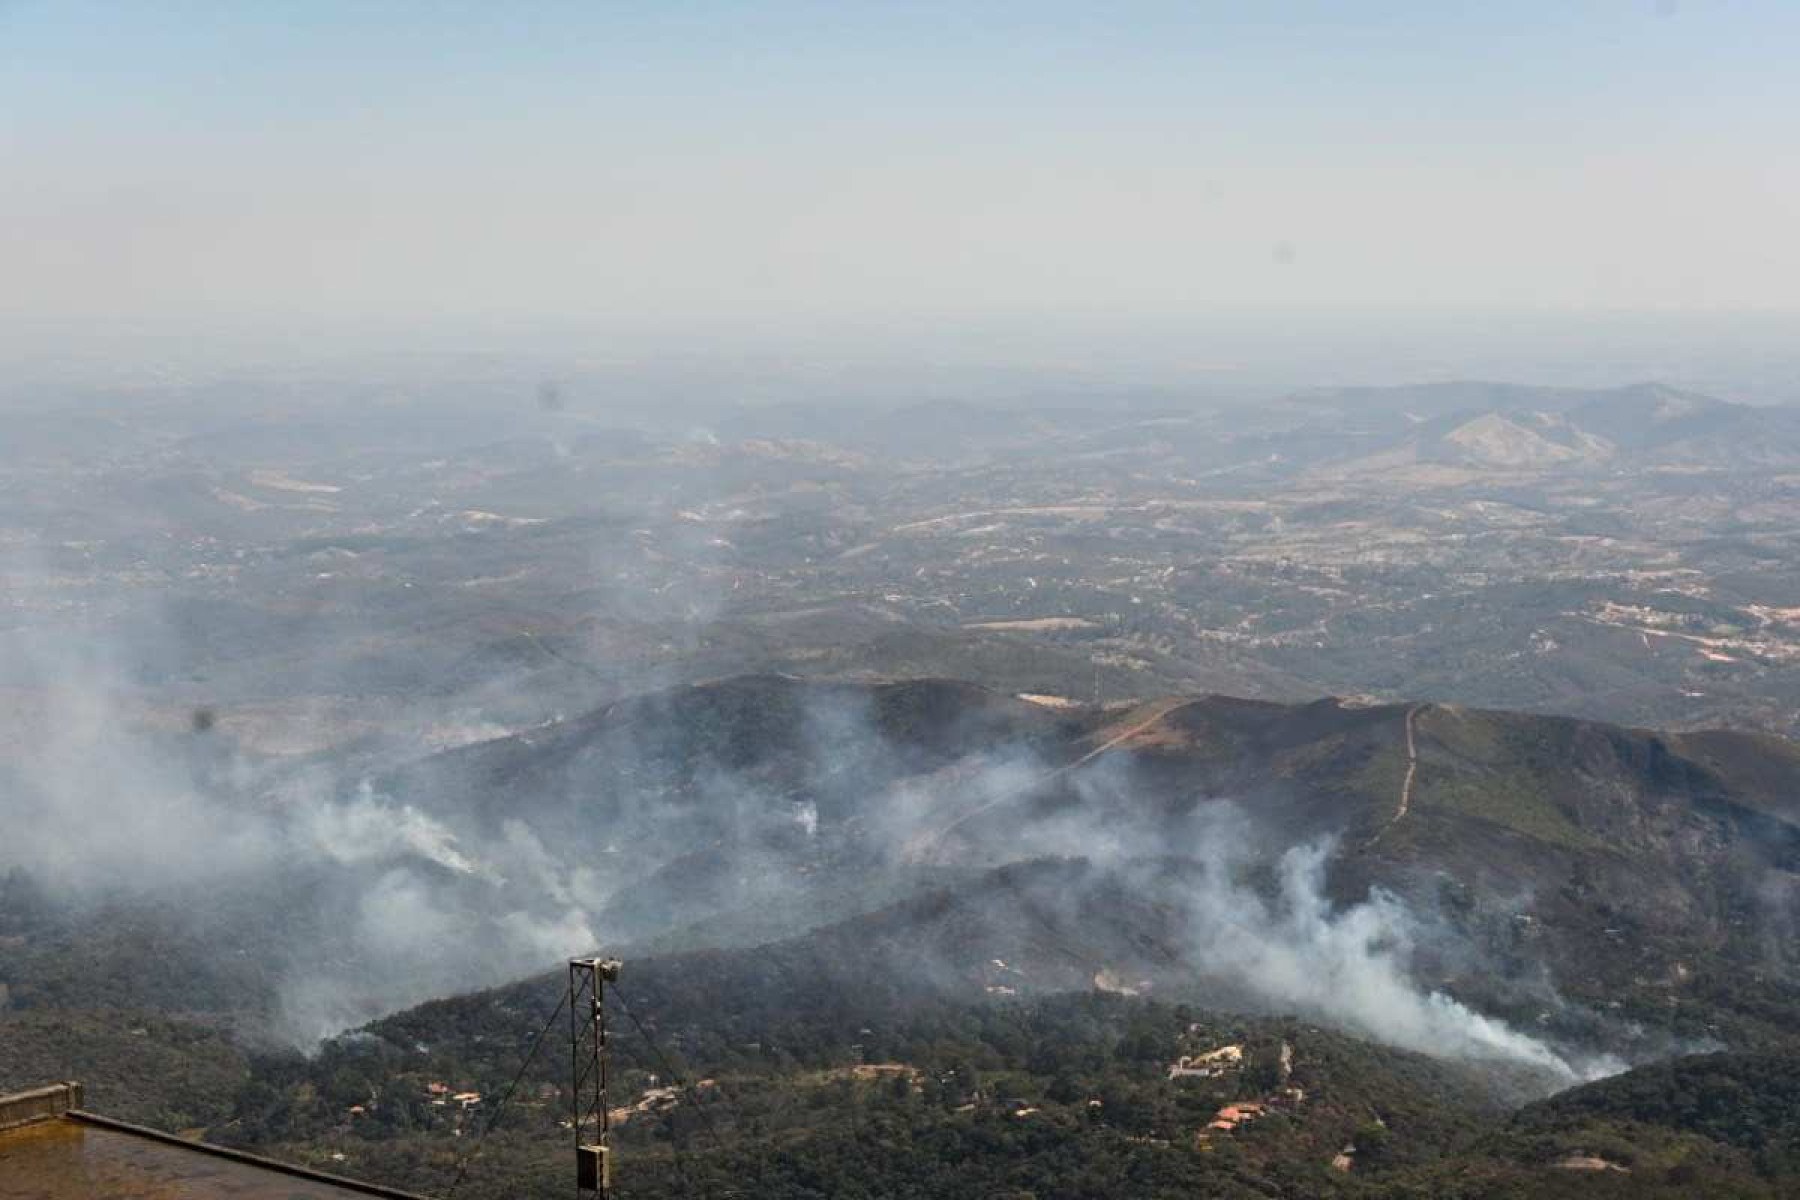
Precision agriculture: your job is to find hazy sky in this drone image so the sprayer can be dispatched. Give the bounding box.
[2,2,1796,327]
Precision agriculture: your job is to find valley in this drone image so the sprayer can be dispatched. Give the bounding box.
[11,7,1800,1193]
[6,379,1800,1197]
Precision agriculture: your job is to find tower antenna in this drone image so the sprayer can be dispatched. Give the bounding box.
[570,956,623,1198]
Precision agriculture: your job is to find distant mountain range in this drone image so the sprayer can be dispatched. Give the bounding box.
[1268,381,1800,472]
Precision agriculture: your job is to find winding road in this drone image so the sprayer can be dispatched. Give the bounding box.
[918,695,1428,859]
[1367,703,1424,847]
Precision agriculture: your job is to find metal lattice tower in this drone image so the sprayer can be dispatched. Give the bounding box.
[569,956,622,1198]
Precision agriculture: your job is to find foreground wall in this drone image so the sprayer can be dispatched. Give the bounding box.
[0,1081,83,1132]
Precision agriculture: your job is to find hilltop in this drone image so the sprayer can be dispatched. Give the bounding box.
[10,672,1800,1196]
[203,675,1800,1196]
[365,675,1800,1046]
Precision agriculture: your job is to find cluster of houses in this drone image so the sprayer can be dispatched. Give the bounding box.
[606,1085,679,1128]
[423,1081,483,1111]
[1166,1043,1243,1080]
[1176,1038,1308,1149]
[1204,1101,1267,1136]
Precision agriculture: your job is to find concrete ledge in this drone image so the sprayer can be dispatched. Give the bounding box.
[66,1111,437,1199]
[0,1081,83,1132]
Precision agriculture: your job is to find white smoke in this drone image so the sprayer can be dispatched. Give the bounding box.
[0,633,278,891]
[0,612,612,1045]
[792,799,819,838]
[1178,837,1619,1083]
[301,780,489,878]
[925,755,1623,1083]
[497,906,598,964]
[0,598,1629,1077]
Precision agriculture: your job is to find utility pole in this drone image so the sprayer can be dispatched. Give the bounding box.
[570,956,623,1199]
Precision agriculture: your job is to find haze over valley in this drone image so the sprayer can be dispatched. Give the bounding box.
[7,2,1800,1195]
[8,354,1800,1196]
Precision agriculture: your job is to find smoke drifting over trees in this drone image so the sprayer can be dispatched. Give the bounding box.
[1,586,1625,1086]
